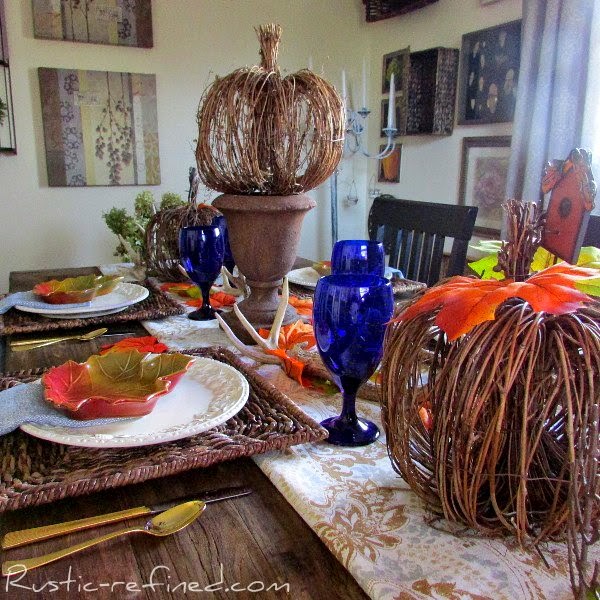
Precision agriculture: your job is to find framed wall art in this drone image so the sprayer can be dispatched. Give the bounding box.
[381,47,409,94]
[378,145,402,183]
[32,0,153,48]
[38,67,160,187]
[0,0,16,153]
[457,20,521,125]
[458,136,511,236]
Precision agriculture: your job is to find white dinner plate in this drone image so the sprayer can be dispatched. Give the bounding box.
[21,357,250,448]
[287,267,320,289]
[15,283,149,317]
[286,267,400,289]
[41,307,128,319]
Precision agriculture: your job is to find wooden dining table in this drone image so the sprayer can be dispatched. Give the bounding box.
[0,266,369,599]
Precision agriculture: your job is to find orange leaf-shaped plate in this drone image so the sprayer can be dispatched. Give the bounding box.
[33,275,123,304]
[42,350,193,420]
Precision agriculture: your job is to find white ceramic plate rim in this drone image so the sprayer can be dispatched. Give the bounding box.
[15,283,149,316]
[287,267,320,289]
[21,357,249,448]
[287,267,397,289]
[41,307,128,319]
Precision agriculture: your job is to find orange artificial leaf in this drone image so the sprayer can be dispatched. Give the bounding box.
[264,348,307,386]
[398,264,598,341]
[258,320,316,350]
[100,336,169,355]
[160,282,195,294]
[288,294,313,317]
[209,291,237,309]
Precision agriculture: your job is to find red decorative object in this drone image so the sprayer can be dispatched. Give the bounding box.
[42,350,193,420]
[541,148,597,263]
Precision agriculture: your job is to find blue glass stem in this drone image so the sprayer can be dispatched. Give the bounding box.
[339,378,361,422]
[188,282,217,321]
[321,377,380,446]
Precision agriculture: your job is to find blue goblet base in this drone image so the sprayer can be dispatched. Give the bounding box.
[320,414,380,446]
[188,306,220,321]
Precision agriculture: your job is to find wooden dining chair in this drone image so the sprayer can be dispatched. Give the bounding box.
[367,194,478,286]
[583,214,600,247]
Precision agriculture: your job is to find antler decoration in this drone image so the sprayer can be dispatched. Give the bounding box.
[216,278,295,364]
[218,267,249,297]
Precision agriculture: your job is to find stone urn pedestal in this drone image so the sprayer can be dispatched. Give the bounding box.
[212,193,316,343]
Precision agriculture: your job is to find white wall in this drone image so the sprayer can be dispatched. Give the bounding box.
[0,0,367,292]
[0,0,522,292]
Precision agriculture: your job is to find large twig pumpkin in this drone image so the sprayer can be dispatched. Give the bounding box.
[195,24,344,196]
[381,200,600,599]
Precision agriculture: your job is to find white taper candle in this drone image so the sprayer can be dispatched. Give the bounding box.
[387,73,395,129]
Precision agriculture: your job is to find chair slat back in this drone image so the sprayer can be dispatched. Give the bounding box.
[583,214,600,247]
[368,195,478,286]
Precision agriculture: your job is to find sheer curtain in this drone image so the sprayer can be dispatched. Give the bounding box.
[505,0,599,209]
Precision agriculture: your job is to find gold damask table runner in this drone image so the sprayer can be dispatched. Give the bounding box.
[139,278,596,600]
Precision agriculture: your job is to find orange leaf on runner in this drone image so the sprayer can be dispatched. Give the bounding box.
[264,348,306,385]
[398,264,597,340]
[209,291,236,309]
[100,336,168,355]
[258,320,316,350]
[288,295,313,317]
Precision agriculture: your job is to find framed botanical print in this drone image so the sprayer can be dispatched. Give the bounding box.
[457,20,521,125]
[381,47,409,94]
[32,0,153,48]
[38,67,160,186]
[378,145,402,183]
[0,0,16,153]
[458,136,511,236]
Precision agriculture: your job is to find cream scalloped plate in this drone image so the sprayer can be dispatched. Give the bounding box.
[287,267,400,289]
[287,267,321,289]
[15,283,149,318]
[21,358,249,448]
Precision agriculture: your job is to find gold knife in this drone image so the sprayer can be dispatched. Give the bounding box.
[1,486,251,550]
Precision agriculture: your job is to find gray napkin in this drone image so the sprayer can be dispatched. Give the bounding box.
[0,382,130,435]
[0,291,92,315]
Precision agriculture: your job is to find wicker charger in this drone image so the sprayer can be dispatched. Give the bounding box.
[0,346,327,512]
[0,279,184,336]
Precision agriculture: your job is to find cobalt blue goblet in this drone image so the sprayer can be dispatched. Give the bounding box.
[214,215,236,273]
[179,225,225,321]
[313,273,394,446]
[331,240,385,276]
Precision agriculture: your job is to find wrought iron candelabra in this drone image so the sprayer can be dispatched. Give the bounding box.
[330,72,398,243]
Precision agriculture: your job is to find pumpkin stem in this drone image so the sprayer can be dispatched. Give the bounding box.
[497,199,545,281]
[256,24,282,72]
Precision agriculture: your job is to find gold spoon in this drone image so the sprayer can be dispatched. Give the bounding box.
[10,327,109,351]
[2,500,205,576]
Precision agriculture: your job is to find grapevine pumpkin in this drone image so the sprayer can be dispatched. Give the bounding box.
[381,199,600,599]
[195,24,344,196]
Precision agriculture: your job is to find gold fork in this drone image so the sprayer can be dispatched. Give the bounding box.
[10,328,108,351]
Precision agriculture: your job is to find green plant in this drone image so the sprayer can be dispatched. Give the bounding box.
[103,191,185,262]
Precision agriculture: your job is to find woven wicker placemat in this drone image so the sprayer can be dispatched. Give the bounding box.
[290,278,426,300]
[0,346,327,512]
[0,279,185,336]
